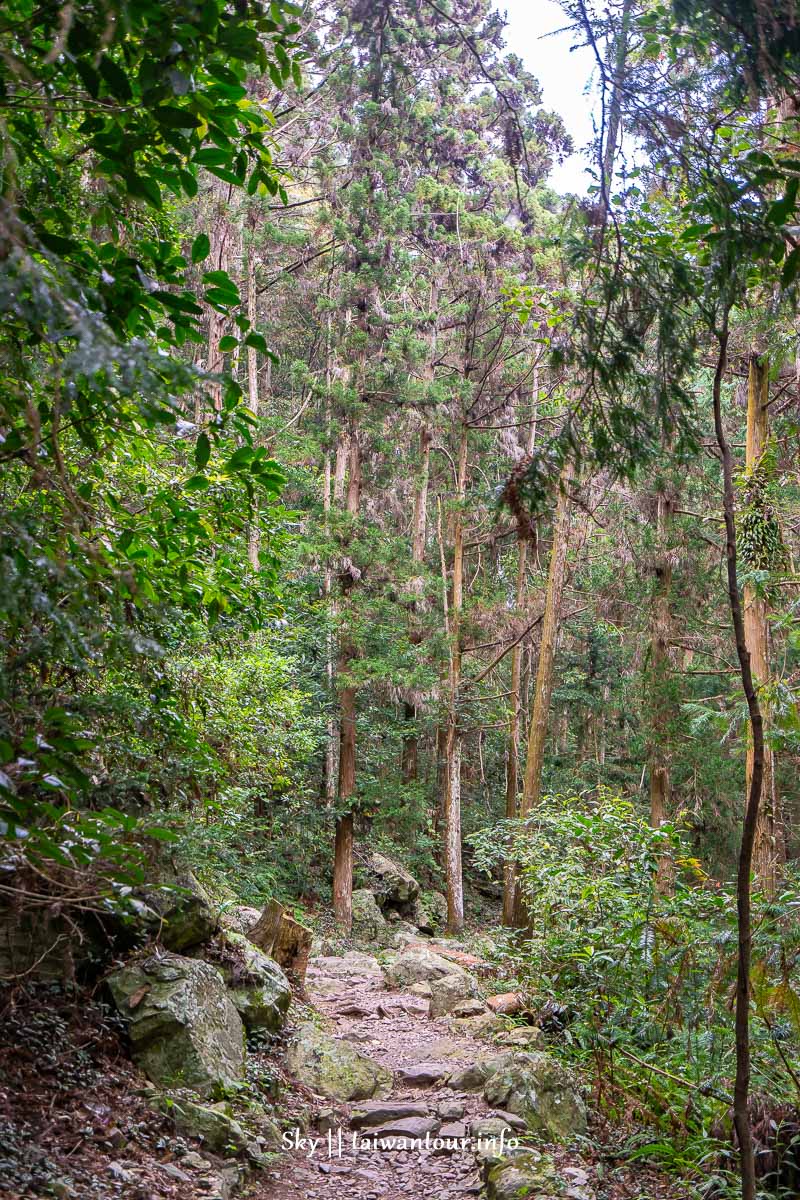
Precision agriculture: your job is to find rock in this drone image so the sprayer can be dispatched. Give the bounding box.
[439,1121,468,1139]
[384,945,465,988]
[108,953,245,1095]
[202,1164,240,1200]
[482,1051,587,1142]
[142,872,218,952]
[483,1149,559,1200]
[316,1108,337,1135]
[472,1117,517,1141]
[182,1152,211,1170]
[564,1167,591,1187]
[487,993,524,1015]
[351,1101,430,1128]
[489,1109,527,1132]
[437,1100,465,1120]
[408,981,433,998]
[428,971,482,1019]
[494,1026,543,1049]
[156,1095,249,1154]
[286,1024,392,1101]
[449,1012,505,1040]
[397,1061,450,1085]
[161,1163,192,1182]
[351,890,391,946]
[215,931,291,1033]
[220,905,261,936]
[368,1117,441,1143]
[363,852,420,911]
[411,890,448,934]
[445,1058,495,1091]
[390,921,420,947]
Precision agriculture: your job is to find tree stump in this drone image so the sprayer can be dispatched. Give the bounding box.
[249,899,312,990]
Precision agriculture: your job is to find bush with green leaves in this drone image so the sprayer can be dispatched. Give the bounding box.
[471,793,800,1192]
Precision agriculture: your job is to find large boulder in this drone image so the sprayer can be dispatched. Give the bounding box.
[411,891,448,934]
[483,1149,559,1200]
[351,890,391,947]
[286,1024,392,1101]
[157,1095,250,1156]
[383,944,466,989]
[213,931,291,1033]
[220,905,261,937]
[108,953,245,1096]
[130,872,218,953]
[482,1051,587,1142]
[307,951,384,996]
[363,852,419,912]
[428,971,483,1018]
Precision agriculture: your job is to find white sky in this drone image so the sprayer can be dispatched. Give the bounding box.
[493,0,597,193]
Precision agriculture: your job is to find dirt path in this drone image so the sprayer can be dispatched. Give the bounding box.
[253,950,567,1200]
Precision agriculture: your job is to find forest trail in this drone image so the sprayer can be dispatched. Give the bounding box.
[252,944,664,1200]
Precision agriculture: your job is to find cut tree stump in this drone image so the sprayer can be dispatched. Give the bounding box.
[249,899,312,990]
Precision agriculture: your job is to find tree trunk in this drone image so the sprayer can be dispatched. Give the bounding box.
[513,459,573,926]
[712,324,764,1200]
[502,393,537,926]
[246,241,262,569]
[745,353,781,895]
[207,179,232,412]
[402,422,433,784]
[332,429,361,931]
[442,426,468,933]
[648,482,674,892]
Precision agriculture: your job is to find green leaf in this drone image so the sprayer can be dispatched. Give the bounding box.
[99,56,133,101]
[219,335,238,351]
[782,246,800,288]
[155,105,202,129]
[191,233,211,263]
[244,331,268,352]
[195,432,211,468]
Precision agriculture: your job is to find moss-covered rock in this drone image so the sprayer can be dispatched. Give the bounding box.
[108,953,245,1095]
[286,1023,392,1101]
[411,890,448,934]
[483,1148,559,1199]
[158,1095,249,1155]
[428,971,483,1018]
[363,852,420,911]
[351,889,391,947]
[482,1051,587,1142]
[213,931,291,1033]
[140,872,219,952]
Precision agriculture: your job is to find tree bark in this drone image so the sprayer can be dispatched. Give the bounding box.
[442,426,468,933]
[648,481,675,892]
[332,429,361,931]
[502,392,538,926]
[744,352,781,895]
[246,239,262,569]
[712,324,763,1200]
[402,421,433,784]
[513,458,573,926]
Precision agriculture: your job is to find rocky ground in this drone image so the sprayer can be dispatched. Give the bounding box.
[252,942,682,1200]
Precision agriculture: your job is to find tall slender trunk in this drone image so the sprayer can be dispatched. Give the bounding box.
[442,426,468,933]
[745,353,781,895]
[402,421,432,783]
[207,180,232,412]
[502,390,538,926]
[648,481,674,891]
[713,325,763,1200]
[513,459,573,926]
[323,320,338,806]
[247,241,262,569]
[332,430,361,931]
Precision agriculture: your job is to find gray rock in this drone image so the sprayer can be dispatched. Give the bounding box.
[397,1061,450,1085]
[363,853,420,910]
[351,890,391,947]
[219,905,261,936]
[428,971,482,1019]
[368,1117,441,1142]
[216,931,291,1033]
[161,1163,192,1182]
[439,1122,467,1139]
[494,1026,544,1049]
[445,1059,495,1092]
[156,1095,249,1154]
[489,1109,527,1132]
[411,890,448,934]
[449,1012,505,1040]
[483,1149,558,1200]
[408,981,433,998]
[286,1024,392,1101]
[482,1051,587,1142]
[142,872,218,952]
[438,1099,465,1120]
[351,1101,430,1128]
[108,953,245,1095]
[384,945,465,988]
